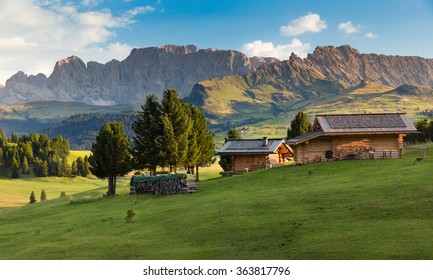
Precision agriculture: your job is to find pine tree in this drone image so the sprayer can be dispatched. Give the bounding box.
[71,161,78,176]
[88,122,132,196]
[29,191,36,204]
[226,128,242,142]
[22,156,30,175]
[0,129,8,147]
[58,157,69,177]
[161,89,192,172]
[287,111,312,139]
[185,104,215,180]
[161,113,178,173]
[83,155,90,177]
[10,132,19,144]
[40,189,47,201]
[132,95,165,175]
[11,148,20,178]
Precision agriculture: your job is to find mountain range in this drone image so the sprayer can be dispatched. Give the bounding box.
[1,44,433,146]
[187,45,433,123]
[0,45,276,106]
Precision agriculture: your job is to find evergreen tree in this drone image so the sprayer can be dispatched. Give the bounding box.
[22,156,30,175]
[226,128,242,142]
[52,135,70,159]
[33,158,48,177]
[10,147,20,178]
[71,161,78,176]
[40,189,47,201]
[0,129,7,147]
[83,155,90,177]
[11,157,20,178]
[287,111,312,139]
[29,191,36,204]
[88,122,132,196]
[185,104,215,180]
[132,94,165,175]
[219,128,242,172]
[58,157,69,177]
[10,132,19,144]
[161,89,192,172]
[76,156,90,177]
[161,113,178,172]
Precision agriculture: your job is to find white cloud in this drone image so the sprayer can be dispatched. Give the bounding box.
[0,37,38,50]
[241,39,311,60]
[338,21,361,34]
[280,13,327,36]
[0,0,154,84]
[365,32,379,39]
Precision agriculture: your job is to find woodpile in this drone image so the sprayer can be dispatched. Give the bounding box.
[336,145,375,160]
[130,174,196,195]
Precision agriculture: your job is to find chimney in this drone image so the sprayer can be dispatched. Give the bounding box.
[262,137,268,147]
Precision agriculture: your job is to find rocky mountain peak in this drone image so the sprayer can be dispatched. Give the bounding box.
[55,56,83,67]
[160,44,199,54]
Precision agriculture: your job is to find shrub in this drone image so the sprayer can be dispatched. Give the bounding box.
[125,209,135,223]
[60,191,67,197]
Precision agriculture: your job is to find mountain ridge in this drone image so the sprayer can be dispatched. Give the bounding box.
[0,45,276,106]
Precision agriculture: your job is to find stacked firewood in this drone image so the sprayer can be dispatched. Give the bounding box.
[336,145,375,160]
[130,174,196,195]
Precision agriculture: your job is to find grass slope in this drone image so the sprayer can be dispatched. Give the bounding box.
[0,147,432,259]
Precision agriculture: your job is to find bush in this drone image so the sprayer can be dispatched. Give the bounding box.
[125,209,135,223]
[60,191,67,197]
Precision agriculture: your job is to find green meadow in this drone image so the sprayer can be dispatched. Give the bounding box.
[0,146,432,259]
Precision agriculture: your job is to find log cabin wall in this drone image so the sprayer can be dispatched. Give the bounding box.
[333,134,400,159]
[303,137,333,163]
[296,134,404,164]
[233,154,267,171]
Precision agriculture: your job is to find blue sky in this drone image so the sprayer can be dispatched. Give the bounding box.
[0,0,433,84]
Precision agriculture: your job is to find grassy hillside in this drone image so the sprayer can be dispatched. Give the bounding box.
[0,146,432,259]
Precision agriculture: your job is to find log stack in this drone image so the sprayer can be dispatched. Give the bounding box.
[336,145,375,160]
[130,174,196,195]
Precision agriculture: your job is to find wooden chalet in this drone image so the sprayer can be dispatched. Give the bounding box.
[219,137,294,172]
[287,113,418,165]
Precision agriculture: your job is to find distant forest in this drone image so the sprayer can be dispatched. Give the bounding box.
[44,112,137,150]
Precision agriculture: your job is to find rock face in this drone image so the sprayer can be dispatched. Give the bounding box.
[304,45,433,87]
[2,44,433,106]
[0,45,273,105]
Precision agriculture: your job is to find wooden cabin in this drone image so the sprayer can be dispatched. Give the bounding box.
[219,137,294,172]
[287,113,418,165]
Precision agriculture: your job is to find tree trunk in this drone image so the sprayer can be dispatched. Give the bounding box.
[108,175,116,196]
[195,165,199,182]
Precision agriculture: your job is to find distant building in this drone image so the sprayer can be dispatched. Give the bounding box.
[219,137,294,172]
[287,113,418,165]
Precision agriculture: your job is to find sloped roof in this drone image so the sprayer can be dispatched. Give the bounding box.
[315,113,417,134]
[286,130,325,145]
[288,113,417,145]
[219,138,293,155]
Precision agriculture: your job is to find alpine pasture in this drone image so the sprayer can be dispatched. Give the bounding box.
[1,147,433,259]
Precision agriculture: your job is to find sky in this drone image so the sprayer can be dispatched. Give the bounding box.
[0,0,433,84]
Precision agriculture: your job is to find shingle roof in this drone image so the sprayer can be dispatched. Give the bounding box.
[286,130,325,145]
[219,138,293,155]
[315,113,417,134]
[287,113,418,145]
